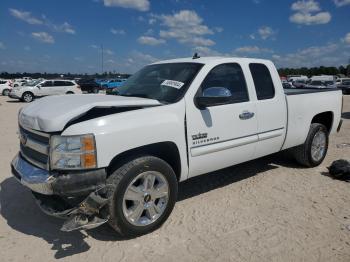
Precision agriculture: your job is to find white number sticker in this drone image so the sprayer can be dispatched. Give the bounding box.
[161,80,185,89]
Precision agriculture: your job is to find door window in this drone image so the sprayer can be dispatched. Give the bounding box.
[249,63,275,100]
[41,81,53,87]
[200,63,249,104]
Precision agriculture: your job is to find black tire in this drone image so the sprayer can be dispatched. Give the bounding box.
[66,91,74,94]
[106,156,178,237]
[2,89,10,96]
[292,123,329,167]
[22,92,34,102]
[92,87,98,94]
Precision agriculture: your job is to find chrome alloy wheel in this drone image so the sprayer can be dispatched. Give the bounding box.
[311,130,327,162]
[122,171,169,226]
[23,93,33,102]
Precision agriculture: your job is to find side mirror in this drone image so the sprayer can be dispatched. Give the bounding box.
[195,87,232,109]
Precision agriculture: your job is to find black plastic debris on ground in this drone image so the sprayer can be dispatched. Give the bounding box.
[327,159,350,182]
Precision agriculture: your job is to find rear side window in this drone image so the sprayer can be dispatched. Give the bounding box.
[201,63,249,103]
[53,81,66,86]
[249,63,275,100]
[64,81,74,86]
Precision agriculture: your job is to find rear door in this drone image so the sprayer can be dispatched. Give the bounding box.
[37,80,54,96]
[185,63,258,177]
[248,62,287,158]
[53,81,68,94]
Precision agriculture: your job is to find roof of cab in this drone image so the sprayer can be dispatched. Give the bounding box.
[152,56,273,65]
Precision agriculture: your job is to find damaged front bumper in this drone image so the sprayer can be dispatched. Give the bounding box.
[11,153,111,231]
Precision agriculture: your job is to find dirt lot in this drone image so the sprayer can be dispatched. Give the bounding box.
[0,95,349,262]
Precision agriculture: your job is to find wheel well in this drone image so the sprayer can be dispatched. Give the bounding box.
[22,91,34,97]
[311,111,333,132]
[107,142,182,181]
[66,91,74,94]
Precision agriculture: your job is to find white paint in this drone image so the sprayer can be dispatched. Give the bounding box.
[17,56,343,182]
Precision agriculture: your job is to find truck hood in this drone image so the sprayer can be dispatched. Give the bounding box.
[19,94,162,132]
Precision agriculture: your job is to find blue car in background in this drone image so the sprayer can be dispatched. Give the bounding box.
[100,79,127,89]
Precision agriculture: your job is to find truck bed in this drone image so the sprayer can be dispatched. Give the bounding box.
[282,88,342,151]
[284,88,340,95]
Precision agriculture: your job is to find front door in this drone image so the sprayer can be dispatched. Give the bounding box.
[185,63,258,178]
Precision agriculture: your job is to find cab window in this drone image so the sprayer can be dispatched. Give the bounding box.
[200,63,249,104]
[249,63,275,100]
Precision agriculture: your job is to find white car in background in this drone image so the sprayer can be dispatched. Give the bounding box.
[0,79,12,96]
[305,80,337,89]
[9,79,82,102]
[336,78,350,85]
[12,79,28,87]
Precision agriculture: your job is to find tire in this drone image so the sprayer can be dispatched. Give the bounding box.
[92,87,98,94]
[2,89,10,96]
[66,91,74,94]
[106,156,178,237]
[22,92,34,103]
[292,123,329,167]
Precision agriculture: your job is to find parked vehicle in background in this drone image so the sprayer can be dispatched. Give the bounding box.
[292,79,308,88]
[305,80,337,89]
[9,79,81,102]
[287,75,308,82]
[77,78,103,93]
[338,80,350,94]
[11,79,28,87]
[336,78,350,85]
[0,79,12,95]
[282,81,293,89]
[11,56,343,237]
[101,79,127,89]
[310,75,335,82]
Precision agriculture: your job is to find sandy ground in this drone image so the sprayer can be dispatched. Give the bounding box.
[0,95,349,262]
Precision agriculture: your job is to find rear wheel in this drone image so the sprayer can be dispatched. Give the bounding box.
[66,91,74,94]
[292,123,329,167]
[106,156,178,237]
[22,92,34,102]
[2,89,10,96]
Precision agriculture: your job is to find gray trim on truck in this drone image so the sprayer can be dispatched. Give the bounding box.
[284,88,341,96]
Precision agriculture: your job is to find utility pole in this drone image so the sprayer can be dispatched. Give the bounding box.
[101,44,104,75]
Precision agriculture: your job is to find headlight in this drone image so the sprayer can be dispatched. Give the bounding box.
[50,134,97,170]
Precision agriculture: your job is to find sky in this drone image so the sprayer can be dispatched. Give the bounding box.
[0,0,350,74]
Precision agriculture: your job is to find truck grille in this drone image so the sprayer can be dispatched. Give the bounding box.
[19,125,50,170]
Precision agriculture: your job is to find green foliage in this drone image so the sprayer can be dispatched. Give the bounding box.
[278,65,350,77]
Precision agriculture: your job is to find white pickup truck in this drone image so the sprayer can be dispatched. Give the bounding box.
[11,57,343,236]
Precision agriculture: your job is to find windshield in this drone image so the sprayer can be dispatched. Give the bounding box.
[116,63,203,103]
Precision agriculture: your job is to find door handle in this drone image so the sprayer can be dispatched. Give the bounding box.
[239,111,255,120]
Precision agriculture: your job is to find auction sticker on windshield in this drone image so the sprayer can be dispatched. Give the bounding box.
[161,80,185,89]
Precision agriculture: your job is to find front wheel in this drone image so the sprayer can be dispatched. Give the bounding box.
[22,92,34,102]
[292,123,329,167]
[106,156,178,237]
